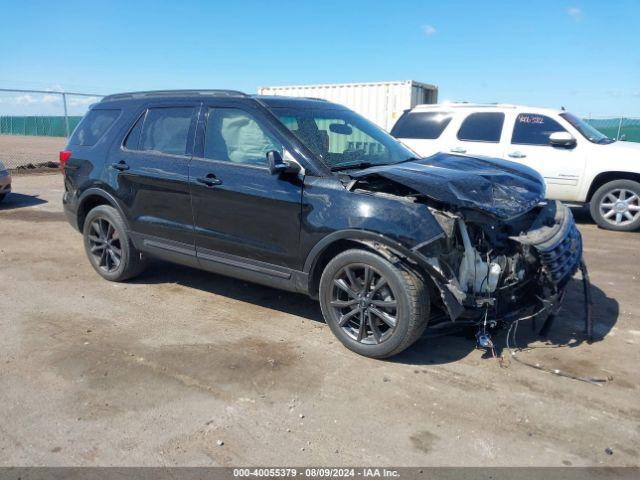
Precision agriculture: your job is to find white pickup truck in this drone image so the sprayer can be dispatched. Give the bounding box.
[391,104,640,231]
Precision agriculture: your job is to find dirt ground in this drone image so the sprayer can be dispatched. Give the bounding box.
[0,135,66,169]
[0,173,639,467]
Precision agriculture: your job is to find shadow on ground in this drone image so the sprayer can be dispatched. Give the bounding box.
[133,260,618,366]
[0,192,48,210]
[394,276,619,365]
[570,205,594,225]
[134,259,324,322]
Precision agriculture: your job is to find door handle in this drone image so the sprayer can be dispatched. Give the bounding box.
[111,161,130,171]
[508,151,527,159]
[196,174,222,187]
[450,147,467,154]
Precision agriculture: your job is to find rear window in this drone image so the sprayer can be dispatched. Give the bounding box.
[391,111,452,139]
[69,109,120,146]
[140,107,194,155]
[457,112,505,142]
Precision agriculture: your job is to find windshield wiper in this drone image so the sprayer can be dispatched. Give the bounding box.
[330,162,375,172]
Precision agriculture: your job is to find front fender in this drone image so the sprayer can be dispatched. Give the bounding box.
[301,176,445,253]
[300,177,463,319]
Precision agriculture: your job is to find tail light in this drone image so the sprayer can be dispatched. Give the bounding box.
[59,150,72,174]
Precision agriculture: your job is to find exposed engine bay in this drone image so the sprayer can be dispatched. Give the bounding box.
[347,156,590,345]
[422,200,583,320]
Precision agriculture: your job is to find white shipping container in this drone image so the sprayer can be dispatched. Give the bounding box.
[258,80,437,132]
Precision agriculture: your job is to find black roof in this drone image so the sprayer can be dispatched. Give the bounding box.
[254,95,347,110]
[98,89,347,110]
[101,89,248,102]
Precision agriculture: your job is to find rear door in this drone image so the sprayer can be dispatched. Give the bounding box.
[189,100,303,273]
[390,110,453,157]
[448,111,507,158]
[503,112,586,201]
[115,103,199,247]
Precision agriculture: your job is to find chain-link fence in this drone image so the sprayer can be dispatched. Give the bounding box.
[583,116,640,142]
[0,88,102,169]
[1,87,639,171]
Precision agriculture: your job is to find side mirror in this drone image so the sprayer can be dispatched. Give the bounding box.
[549,132,577,148]
[267,150,301,175]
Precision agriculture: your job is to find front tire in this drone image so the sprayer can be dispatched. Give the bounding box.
[319,249,430,358]
[82,205,146,281]
[590,179,640,231]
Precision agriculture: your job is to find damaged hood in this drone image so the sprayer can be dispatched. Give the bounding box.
[350,153,546,219]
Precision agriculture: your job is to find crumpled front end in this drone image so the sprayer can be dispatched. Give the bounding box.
[414,200,582,326]
[346,154,585,331]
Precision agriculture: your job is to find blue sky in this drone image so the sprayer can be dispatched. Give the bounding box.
[1,0,638,116]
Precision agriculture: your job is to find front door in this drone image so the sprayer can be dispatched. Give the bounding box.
[189,103,303,274]
[503,112,586,201]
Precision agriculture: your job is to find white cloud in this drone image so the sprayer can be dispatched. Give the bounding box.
[68,96,101,107]
[15,94,38,104]
[421,24,437,36]
[567,7,583,21]
[42,94,60,104]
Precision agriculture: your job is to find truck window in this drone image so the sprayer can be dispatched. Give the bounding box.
[512,114,566,146]
[391,111,452,139]
[69,109,120,146]
[457,112,504,143]
[140,107,194,155]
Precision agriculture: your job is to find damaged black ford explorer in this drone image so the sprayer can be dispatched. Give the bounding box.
[62,90,586,358]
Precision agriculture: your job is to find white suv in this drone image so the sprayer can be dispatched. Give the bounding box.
[391,104,640,231]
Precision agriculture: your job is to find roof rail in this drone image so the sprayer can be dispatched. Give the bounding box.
[101,89,248,102]
[426,102,518,108]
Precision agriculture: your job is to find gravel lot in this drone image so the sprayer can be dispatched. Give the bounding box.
[0,173,639,467]
[0,135,66,169]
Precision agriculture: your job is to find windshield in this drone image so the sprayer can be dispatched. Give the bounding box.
[269,106,418,170]
[560,112,614,144]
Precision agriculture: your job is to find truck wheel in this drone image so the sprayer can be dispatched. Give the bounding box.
[83,205,147,281]
[319,249,430,358]
[590,179,640,231]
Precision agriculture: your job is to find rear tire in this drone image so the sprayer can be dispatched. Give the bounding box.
[0,193,5,203]
[319,249,430,358]
[590,179,640,231]
[83,205,146,281]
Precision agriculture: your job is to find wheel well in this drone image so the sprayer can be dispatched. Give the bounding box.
[77,195,112,230]
[587,171,640,201]
[308,239,374,298]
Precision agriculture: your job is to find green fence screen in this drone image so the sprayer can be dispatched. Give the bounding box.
[1,114,639,142]
[0,116,83,137]
[584,118,640,143]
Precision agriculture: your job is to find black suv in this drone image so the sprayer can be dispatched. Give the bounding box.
[63,90,584,358]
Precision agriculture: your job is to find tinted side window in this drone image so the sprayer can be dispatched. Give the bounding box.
[391,111,452,139]
[457,112,505,142]
[69,109,120,146]
[205,108,280,166]
[123,113,144,150]
[512,113,567,146]
[140,107,194,155]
